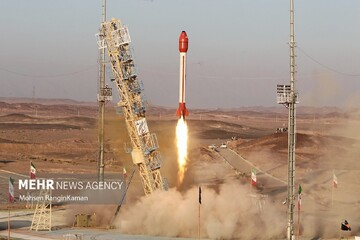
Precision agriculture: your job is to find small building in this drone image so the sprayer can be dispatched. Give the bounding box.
[73,213,96,228]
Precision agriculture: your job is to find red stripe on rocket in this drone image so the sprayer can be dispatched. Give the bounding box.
[176,31,189,119]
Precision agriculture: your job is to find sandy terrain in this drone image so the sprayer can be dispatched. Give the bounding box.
[0,98,359,239]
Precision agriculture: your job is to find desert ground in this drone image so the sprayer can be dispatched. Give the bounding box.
[0,98,359,239]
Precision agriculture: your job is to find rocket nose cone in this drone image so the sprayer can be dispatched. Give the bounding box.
[179,31,188,53]
[180,31,187,39]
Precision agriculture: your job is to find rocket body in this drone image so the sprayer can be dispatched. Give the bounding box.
[176,31,189,119]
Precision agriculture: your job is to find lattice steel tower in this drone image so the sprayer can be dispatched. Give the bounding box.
[276,0,298,239]
[96,19,166,195]
[97,0,112,182]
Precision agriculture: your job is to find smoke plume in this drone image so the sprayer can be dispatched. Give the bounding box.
[115,181,286,239]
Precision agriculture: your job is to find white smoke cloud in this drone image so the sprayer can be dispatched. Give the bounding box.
[115,180,286,239]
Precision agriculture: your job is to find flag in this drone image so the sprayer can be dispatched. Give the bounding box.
[333,172,337,188]
[9,177,15,203]
[30,161,36,179]
[297,184,302,211]
[123,167,127,178]
[251,169,257,186]
[199,186,202,204]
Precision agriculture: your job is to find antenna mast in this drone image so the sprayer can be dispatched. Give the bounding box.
[98,0,107,182]
[276,0,298,238]
[287,0,297,239]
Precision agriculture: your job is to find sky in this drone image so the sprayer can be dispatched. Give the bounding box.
[0,0,359,108]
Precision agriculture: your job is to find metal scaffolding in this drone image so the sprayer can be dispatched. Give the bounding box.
[96,19,167,195]
[30,189,52,231]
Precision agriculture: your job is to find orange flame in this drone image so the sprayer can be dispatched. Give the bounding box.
[176,117,188,186]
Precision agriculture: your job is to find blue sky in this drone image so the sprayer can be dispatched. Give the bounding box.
[0,0,359,108]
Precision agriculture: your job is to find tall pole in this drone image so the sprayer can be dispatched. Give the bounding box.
[8,204,10,240]
[98,0,106,182]
[331,175,334,208]
[198,203,201,239]
[287,0,296,239]
[198,187,201,240]
[297,202,300,237]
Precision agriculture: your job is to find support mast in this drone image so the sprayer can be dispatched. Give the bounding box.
[287,0,296,239]
[98,0,106,182]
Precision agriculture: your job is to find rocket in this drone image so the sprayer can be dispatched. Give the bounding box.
[176,31,189,119]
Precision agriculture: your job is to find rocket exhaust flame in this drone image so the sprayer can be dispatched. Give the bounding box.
[176,116,188,186]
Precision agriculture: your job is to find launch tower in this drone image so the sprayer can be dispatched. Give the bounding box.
[96,19,167,195]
